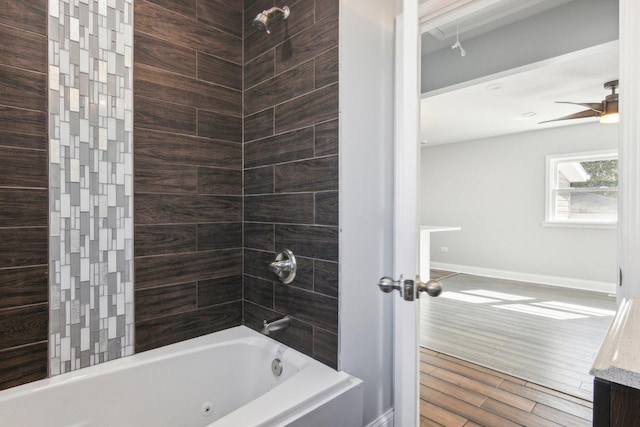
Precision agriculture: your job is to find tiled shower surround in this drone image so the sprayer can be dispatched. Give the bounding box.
[134,0,340,367]
[132,0,244,351]
[0,1,49,390]
[242,0,340,368]
[0,0,340,390]
[48,0,134,374]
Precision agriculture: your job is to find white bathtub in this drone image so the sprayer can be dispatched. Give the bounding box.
[0,326,363,426]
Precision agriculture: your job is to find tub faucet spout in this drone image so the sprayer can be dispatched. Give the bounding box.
[261,315,290,335]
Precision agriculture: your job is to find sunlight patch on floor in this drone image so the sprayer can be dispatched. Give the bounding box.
[462,289,535,301]
[440,292,500,303]
[495,303,588,320]
[533,301,616,317]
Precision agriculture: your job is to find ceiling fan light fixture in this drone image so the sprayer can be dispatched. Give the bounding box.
[599,112,619,124]
[599,96,619,124]
[599,81,619,124]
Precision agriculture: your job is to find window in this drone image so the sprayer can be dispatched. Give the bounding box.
[545,150,618,227]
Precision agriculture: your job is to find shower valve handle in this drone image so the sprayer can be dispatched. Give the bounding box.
[269,249,297,284]
[269,260,292,274]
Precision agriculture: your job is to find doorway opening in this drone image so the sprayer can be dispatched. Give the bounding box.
[417,0,619,424]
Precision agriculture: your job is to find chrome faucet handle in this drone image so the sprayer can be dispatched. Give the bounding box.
[269,249,296,284]
[269,260,291,274]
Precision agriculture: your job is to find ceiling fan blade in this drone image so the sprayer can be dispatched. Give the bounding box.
[539,109,601,124]
[555,101,603,113]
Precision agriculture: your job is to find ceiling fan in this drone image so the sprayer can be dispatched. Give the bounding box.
[540,80,619,124]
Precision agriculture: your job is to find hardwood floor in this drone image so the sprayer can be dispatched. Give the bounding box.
[420,273,616,401]
[420,348,593,426]
[430,269,459,281]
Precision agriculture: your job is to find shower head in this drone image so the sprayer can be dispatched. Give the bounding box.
[253,13,269,33]
[252,6,290,35]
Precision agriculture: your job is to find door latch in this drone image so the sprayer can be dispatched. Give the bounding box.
[377,276,442,301]
[403,280,415,301]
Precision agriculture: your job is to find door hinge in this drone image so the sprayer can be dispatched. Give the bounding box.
[619,268,623,287]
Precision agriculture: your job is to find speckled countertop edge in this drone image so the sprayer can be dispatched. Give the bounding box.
[590,297,640,389]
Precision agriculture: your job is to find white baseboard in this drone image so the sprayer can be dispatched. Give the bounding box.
[431,262,617,294]
[367,408,394,427]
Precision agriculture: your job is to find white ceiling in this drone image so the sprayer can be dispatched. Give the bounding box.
[420,41,619,146]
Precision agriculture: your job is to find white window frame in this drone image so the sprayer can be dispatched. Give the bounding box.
[544,149,618,229]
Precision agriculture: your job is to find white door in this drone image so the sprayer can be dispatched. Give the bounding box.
[386,1,426,425]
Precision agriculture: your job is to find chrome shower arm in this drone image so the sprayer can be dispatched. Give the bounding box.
[263,6,290,19]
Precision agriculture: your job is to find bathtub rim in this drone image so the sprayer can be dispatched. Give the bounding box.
[0,326,358,423]
[0,326,318,400]
[209,349,362,426]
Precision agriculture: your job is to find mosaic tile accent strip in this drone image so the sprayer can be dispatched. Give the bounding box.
[49,0,134,375]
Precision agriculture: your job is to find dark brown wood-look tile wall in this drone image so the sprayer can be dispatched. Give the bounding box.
[0,0,48,391]
[134,0,244,352]
[1,0,341,390]
[243,0,340,369]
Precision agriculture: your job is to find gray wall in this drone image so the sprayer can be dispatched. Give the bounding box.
[421,0,619,92]
[421,122,618,287]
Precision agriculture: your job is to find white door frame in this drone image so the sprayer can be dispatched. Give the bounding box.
[617,0,640,302]
[393,0,640,424]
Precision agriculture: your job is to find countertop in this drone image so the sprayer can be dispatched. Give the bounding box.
[590,297,640,389]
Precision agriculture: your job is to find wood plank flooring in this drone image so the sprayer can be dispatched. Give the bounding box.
[420,348,593,426]
[430,269,459,281]
[420,273,616,401]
